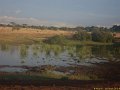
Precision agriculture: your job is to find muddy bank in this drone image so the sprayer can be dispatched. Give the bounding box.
[0,63,120,80]
[0,86,83,90]
[0,80,120,90]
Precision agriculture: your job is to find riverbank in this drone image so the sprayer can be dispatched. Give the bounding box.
[64,40,113,46]
[0,65,120,89]
[0,78,119,90]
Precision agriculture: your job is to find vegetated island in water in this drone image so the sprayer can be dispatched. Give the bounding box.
[0,23,120,45]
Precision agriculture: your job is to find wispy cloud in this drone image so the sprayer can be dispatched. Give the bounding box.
[0,16,74,27]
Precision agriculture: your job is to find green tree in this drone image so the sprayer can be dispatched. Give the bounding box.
[10,22,20,30]
[91,30,113,43]
[111,25,120,32]
[45,35,67,45]
[73,31,91,41]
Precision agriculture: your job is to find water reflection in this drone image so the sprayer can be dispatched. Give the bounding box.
[0,44,10,52]
[92,45,120,62]
[19,45,29,59]
[0,44,120,80]
[0,44,120,65]
[76,45,92,60]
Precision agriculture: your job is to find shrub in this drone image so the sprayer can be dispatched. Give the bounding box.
[73,31,91,41]
[61,76,69,80]
[91,30,113,43]
[44,35,68,45]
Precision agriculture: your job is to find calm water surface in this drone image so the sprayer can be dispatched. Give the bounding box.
[0,44,120,80]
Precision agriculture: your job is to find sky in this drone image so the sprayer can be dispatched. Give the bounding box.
[0,0,120,27]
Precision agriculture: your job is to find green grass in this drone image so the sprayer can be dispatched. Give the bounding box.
[44,39,113,46]
[0,75,56,81]
[39,70,66,79]
[65,40,113,46]
[0,74,96,81]
[43,35,113,46]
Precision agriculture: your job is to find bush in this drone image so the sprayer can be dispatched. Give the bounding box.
[91,30,113,43]
[73,31,91,41]
[44,35,68,45]
[61,76,69,80]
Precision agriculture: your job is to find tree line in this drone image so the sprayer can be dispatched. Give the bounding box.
[0,22,120,32]
[45,30,114,44]
[72,30,113,43]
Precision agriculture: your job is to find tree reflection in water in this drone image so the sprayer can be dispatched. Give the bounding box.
[0,44,120,80]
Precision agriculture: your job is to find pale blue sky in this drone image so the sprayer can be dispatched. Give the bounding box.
[0,0,120,27]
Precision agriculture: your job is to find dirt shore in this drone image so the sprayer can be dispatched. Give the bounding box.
[0,79,120,90]
[0,86,84,90]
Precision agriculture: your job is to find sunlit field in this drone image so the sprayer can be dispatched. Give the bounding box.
[0,27,74,44]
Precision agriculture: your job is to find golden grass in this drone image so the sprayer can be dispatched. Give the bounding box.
[0,27,74,44]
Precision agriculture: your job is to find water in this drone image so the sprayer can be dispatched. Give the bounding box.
[0,67,27,72]
[0,44,120,80]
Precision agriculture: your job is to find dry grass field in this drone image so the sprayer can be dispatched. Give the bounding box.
[0,27,74,44]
